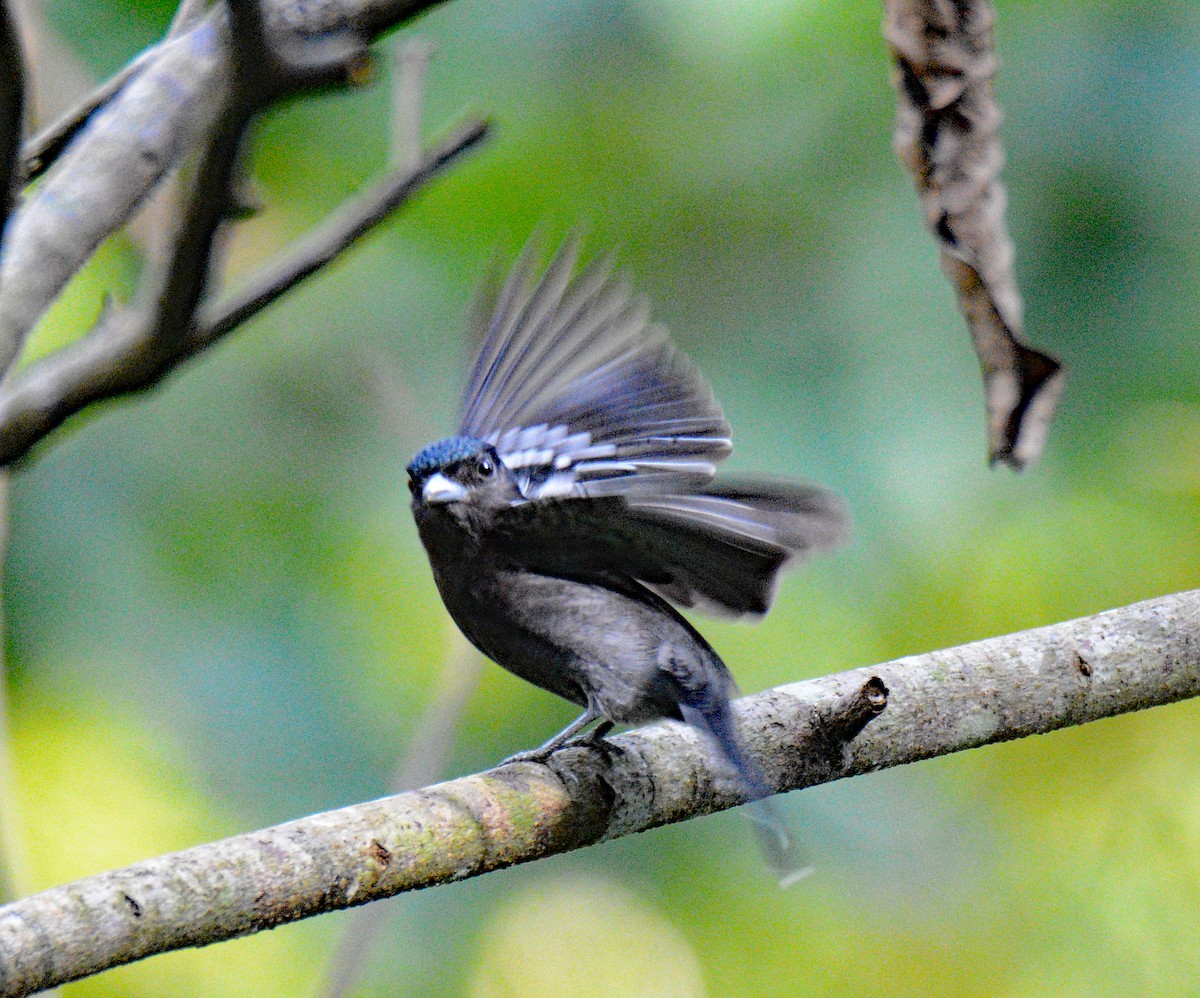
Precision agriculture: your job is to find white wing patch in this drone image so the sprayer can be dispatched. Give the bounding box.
[491,424,616,471]
[490,423,616,500]
[490,422,726,501]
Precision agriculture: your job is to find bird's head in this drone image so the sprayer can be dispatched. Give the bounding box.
[407,435,518,528]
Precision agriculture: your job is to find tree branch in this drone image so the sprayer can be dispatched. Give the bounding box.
[0,0,451,383]
[0,0,25,246]
[0,0,374,463]
[18,0,207,184]
[200,115,488,342]
[144,0,368,362]
[0,116,488,466]
[0,590,1196,996]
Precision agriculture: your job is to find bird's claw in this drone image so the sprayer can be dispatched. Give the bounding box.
[499,745,556,767]
[500,722,616,768]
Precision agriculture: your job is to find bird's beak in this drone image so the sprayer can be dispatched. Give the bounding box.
[422,472,469,504]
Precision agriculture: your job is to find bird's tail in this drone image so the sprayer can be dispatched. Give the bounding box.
[679,693,812,887]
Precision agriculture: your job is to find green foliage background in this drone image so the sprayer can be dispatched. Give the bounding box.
[8,0,1200,994]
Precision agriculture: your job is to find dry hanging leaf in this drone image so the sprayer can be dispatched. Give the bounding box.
[885,0,1063,469]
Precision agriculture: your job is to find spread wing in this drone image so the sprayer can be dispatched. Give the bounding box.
[489,478,849,618]
[460,236,732,498]
[459,237,849,616]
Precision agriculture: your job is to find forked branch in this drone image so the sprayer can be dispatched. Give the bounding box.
[0,0,488,466]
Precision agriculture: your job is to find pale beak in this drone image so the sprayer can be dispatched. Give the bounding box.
[422,472,469,504]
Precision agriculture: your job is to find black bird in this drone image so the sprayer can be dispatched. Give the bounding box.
[407,237,847,815]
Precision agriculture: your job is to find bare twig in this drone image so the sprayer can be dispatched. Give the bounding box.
[19,0,207,184]
[0,22,222,384]
[0,0,25,243]
[0,115,489,466]
[199,115,488,341]
[884,0,1064,469]
[0,0,451,385]
[0,0,366,434]
[0,590,1197,995]
[391,38,434,170]
[142,0,272,358]
[146,0,367,359]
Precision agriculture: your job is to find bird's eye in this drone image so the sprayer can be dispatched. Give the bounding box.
[478,456,495,477]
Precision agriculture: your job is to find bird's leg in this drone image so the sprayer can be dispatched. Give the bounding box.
[579,719,614,746]
[501,706,607,765]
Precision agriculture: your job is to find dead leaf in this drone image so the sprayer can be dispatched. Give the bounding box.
[885,0,1064,469]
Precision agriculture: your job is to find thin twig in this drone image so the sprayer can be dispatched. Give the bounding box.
[391,38,434,170]
[140,4,262,359]
[2,0,370,450]
[0,0,450,387]
[18,0,207,184]
[0,115,488,466]
[199,114,489,340]
[0,0,25,241]
[0,590,1197,996]
[145,0,367,358]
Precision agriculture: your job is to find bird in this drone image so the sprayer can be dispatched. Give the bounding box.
[407,236,848,843]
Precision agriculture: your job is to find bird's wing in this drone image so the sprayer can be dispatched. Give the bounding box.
[460,236,732,499]
[489,478,849,618]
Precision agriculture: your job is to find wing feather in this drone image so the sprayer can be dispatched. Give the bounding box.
[489,479,849,618]
[459,237,732,496]
[450,237,848,617]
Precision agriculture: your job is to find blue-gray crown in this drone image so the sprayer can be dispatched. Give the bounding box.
[407,435,489,480]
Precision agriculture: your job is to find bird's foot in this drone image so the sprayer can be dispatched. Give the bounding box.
[570,720,616,756]
[500,720,615,767]
[500,745,556,766]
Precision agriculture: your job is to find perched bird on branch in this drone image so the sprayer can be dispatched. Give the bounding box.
[407,237,847,859]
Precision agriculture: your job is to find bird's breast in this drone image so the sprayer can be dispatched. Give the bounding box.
[431,564,724,725]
